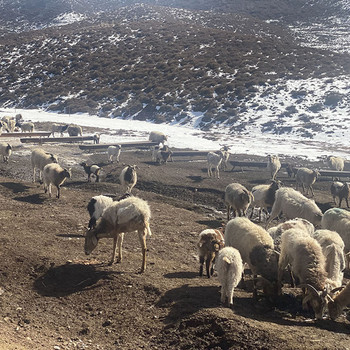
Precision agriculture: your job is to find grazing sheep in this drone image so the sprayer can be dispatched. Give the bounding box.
[266,187,323,228]
[216,247,243,308]
[42,163,71,198]
[286,164,298,178]
[268,218,315,252]
[266,155,281,180]
[328,281,350,320]
[250,180,282,222]
[149,131,167,144]
[296,167,320,197]
[80,162,101,182]
[313,229,346,288]
[278,228,334,320]
[225,183,253,221]
[120,165,138,193]
[197,229,225,278]
[107,145,121,163]
[31,148,58,183]
[0,143,12,163]
[84,196,152,272]
[51,123,68,137]
[67,125,82,136]
[330,181,350,208]
[20,122,34,133]
[224,217,280,298]
[207,151,224,179]
[327,156,345,172]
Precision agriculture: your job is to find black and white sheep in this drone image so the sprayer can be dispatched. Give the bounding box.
[84,196,152,272]
[266,155,281,180]
[216,247,243,308]
[207,151,224,179]
[296,167,320,197]
[0,142,12,163]
[80,162,101,182]
[328,280,350,320]
[330,181,350,208]
[42,163,71,198]
[51,123,68,137]
[197,229,225,278]
[149,131,167,144]
[107,145,121,163]
[156,145,173,164]
[67,125,82,136]
[119,165,138,193]
[225,183,253,220]
[31,148,59,183]
[266,187,323,228]
[224,217,280,298]
[219,146,230,171]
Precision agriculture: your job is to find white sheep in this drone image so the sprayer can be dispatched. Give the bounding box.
[216,247,243,308]
[197,229,225,278]
[224,183,253,220]
[107,145,121,163]
[7,119,15,132]
[296,167,320,197]
[266,155,281,180]
[224,217,280,298]
[84,196,152,272]
[327,156,345,172]
[330,181,350,208]
[42,163,71,198]
[250,180,282,222]
[0,142,12,163]
[20,122,34,132]
[328,281,350,320]
[278,228,334,320]
[266,187,323,228]
[120,165,138,193]
[220,146,230,171]
[313,229,346,288]
[207,151,224,179]
[67,125,82,136]
[51,123,68,137]
[149,131,167,144]
[80,162,101,182]
[31,148,58,183]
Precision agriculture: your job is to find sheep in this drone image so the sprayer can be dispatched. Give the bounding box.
[268,218,315,252]
[15,114,23,123]
[328,281,350,320]
[250,180,282,222]
[7,119,15,132]
[1,115,12,125]
[286,164,298,178]
[84,196,152,272]
[0,143,12,163]
[93,134,100,144]
[80,162,101,182]
[197,229,225,278]
[150,145,160,162]
[0,120,10,133]
[225,183,253,221]
[51,123,68,137]
[31,148,58,183]
[119,165,138,193]
[322,208,350,270]
[330,181,350,208]
[265,187,323,228]
[107,145,121,163]
[266,155,281,180]
[67,125,82,136]
[216,247,243,308]
[313,229,346,288]
[156,146,173,164]
[149,131,167,144]
[42,163,71,198]
[220,146,230,171]
[327,156,345,172]
[296,167,320,197]
[20,122,34,133]
[207,151,224,179]
[278,228,335,320]
[224,217,280,298]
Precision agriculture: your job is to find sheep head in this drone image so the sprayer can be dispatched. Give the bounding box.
[84,228,99,255]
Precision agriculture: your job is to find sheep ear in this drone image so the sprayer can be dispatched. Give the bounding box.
[223,256,231,265]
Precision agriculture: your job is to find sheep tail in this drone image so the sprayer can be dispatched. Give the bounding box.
[145,220,152,237]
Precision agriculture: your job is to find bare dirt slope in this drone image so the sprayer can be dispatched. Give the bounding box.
[0,128,349,349]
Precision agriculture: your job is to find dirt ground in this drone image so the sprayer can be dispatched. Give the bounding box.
[0,123,349,350]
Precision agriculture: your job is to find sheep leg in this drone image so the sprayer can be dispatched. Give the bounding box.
[346,198,349,208]
[96,175,100,183]
[56,185,60,199]
[206,255,215,278]
[199,256,205,276]
[116,232,124,263]
[138,228,147,273]
[108,236,118,266]
[226,205,231,221]
[310,186,314,197]
[220,285,226,305]
[253,274,258,299]
[339,198,343,208]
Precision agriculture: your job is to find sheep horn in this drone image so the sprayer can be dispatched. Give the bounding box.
[330,286,344,294]
[298,283,320,297]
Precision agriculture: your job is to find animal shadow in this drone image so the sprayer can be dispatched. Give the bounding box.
[13,193,45,205]
[0,181,31,194]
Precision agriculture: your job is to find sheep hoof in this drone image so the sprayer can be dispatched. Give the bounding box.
[108,261,114,266]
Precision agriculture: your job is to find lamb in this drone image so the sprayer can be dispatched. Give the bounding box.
[67,125,82,136]
[156,146,173,164]
[328,281,350,320]
[149,131,167,144]
[51,123,68,137]
[216,247,243,308]
[20,122,34,133]
[80,162,101,182]
[327,156,345,172]
[197,229,225,278]
[250,180,282,222]
[330,181,350,208]
[107,145,121,163]
[265,187,323,228]
[42,163,71,198]
[313,229,346,288]
[296,167,320,197]
[207,151,224,179]
[224,217,280,298]
[84,196,152,273]
[0,143,12,163]
[119,165,138,193]
[278,228,334,320]
[266,155,281,180]
[225,183,253,220]
[31,148,58,183]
